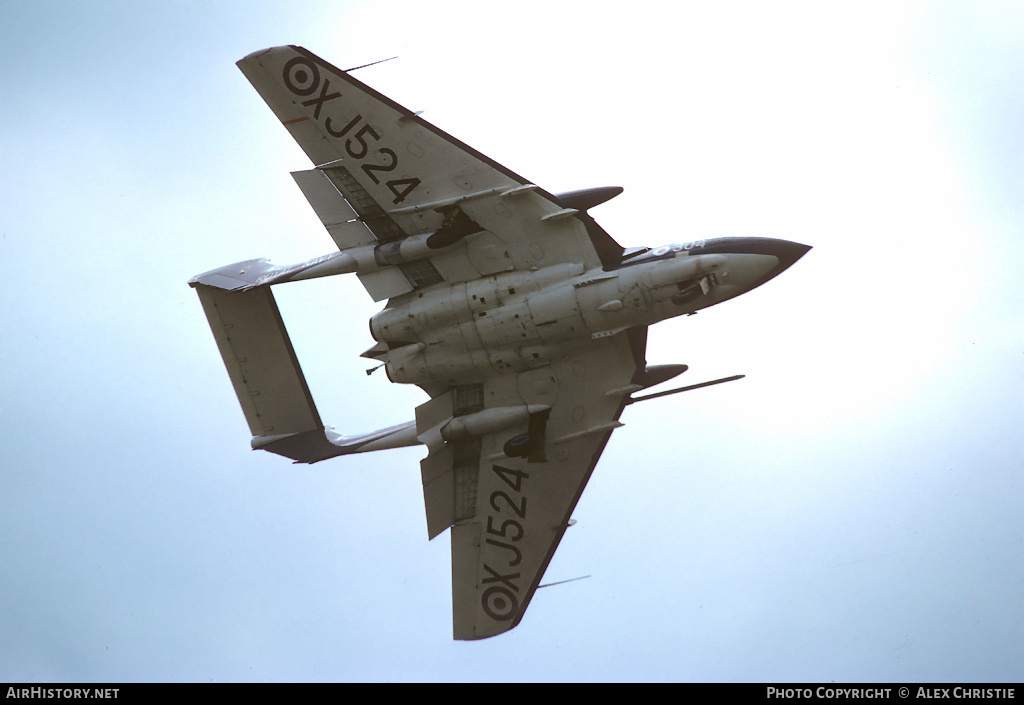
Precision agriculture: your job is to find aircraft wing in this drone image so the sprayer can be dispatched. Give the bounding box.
[415,331,643,639]
[237,46,623,301]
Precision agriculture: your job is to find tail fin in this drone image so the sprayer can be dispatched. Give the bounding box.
[191,281,344,463]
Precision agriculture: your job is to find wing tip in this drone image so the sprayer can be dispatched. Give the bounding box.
[237,45,313,68]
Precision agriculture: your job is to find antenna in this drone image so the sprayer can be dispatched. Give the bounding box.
[343,56,399,72]
[628,374,745,405]
[539,575,591,589]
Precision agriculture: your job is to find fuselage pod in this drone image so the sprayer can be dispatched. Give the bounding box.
[375,238,808,386]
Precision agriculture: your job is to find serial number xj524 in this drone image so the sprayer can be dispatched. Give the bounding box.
[189,46,810,640]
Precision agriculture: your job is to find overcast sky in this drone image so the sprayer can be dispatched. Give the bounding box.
[2,0,1022,682]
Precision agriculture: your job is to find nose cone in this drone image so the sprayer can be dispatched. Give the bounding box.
[753,238,812,288]
[693,236,810,291]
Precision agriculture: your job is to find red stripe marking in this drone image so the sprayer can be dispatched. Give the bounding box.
[282,117,309,125]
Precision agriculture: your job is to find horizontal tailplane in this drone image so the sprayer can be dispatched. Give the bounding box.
[192,280,343,462]
[191,280,421,463]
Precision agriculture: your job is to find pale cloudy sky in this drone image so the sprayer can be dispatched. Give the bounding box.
[2,0,1022,682]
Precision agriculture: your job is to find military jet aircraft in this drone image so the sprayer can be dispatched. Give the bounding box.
[189,46,810,640]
